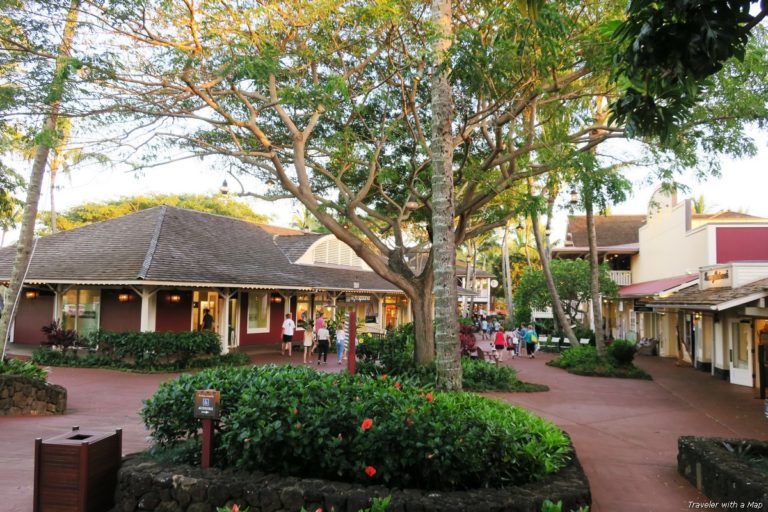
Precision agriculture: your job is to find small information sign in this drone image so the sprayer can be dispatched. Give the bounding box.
[194,389,221,419]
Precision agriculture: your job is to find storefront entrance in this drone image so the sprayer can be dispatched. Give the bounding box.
[728,319,752,387]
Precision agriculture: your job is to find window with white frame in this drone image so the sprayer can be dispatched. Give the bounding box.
[247,291,270,333]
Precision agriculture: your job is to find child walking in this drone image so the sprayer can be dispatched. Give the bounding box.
[335,322,347,365]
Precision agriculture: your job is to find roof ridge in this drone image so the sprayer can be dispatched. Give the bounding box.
[138,205,167,279]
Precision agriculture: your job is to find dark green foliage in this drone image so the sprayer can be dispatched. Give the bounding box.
[0,357,47,381]
[142,365,571,490]
[606,339,636,366]
[548,346,650,380]
[40,320,78,352]
[31,330,247,371]
[610,0,763,138]
[355,324,544,392]
[85,330,221,368]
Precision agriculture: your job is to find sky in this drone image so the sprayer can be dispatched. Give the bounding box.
[2,133,767,247]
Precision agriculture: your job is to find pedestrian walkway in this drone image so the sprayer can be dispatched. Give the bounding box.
[492,352,768,512]
[1,349,765,511]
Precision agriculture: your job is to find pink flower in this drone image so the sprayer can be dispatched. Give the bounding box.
[361,418,373,430]
[394,382,401,390]
[365,465,377,477]
[232,505,240,512]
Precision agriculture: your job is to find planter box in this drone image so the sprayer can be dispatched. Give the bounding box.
[34,427,122,512]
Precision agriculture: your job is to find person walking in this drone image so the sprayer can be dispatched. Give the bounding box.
[201,309,214,332]
[480,318,489,340]
[316,323,330,365]
[281,312,296,357]
[493,329,506,362]
[302,323,314,364]
[524,324,538,359]
[335,322,347,365]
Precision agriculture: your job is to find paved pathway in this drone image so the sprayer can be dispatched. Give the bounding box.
[492,352,768,512]
[1,348,765,511]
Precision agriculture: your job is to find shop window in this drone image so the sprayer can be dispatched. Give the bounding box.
[296,294,311,329]
[247,291,270,333]
[62,288,101,335]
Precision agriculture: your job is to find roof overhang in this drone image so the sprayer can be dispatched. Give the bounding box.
[619,274,699,299]
[651,290,768,312]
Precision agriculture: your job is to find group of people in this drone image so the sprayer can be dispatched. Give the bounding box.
[490,323,539,361]
[281,312,349,365]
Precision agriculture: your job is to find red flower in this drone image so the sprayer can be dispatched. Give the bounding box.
[332,380,338,385]
[394,382,401,390]
[380,374,388,380]
[365,465,377,477]
[232,505,240,512]
[315,508,324,512]
[425,392,434,403]
[361,418,373,430]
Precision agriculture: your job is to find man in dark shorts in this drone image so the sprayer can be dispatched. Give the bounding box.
[281,312,296,356]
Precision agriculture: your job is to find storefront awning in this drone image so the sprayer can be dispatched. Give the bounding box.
[649,277,768,311]
[618,274,698,298]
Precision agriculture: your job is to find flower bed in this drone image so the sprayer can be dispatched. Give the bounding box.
[142,366,570,491]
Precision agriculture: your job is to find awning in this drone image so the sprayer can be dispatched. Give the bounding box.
[649,277,768,311]
[619,274,698,298]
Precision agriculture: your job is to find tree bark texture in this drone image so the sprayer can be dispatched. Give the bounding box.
[586,199,606,355]
[431,0,461,390]
[530,213,578,345]
[0,0,80,357]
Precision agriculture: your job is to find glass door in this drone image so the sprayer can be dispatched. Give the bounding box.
[729,320,752,387]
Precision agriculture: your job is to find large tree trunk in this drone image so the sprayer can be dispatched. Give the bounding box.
[410,287,435,364]
[0,0,80,358]
[502,222,514,321]
[430,0,461,391]
[530,213,578,345]
[586,197,606,356]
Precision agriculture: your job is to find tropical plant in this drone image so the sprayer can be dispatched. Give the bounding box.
[0,357,47,381]
[142,365,570,490]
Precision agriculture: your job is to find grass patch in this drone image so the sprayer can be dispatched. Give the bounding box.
[547,345,651,380]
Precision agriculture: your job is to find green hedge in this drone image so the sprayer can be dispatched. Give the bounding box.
[547,345,650,380]
[141,365,571,491]
[32,330,247,371]
[0,358,47,382]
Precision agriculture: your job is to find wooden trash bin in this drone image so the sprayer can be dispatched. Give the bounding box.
[33,426,122,512]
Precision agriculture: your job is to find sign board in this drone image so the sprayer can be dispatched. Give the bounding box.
[633,300,653,312]
[701,268,731,289]
[346,295,373,303]
[194,389,221,419]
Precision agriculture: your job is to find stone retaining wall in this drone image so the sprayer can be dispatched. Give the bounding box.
[0,375,67,416]
[112,451,590,512]
[678,436,768,508]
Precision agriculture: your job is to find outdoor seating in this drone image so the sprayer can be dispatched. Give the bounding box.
[579,338,590,345]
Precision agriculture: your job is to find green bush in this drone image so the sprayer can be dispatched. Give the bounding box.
[0,358,48,381]
[607,339,636,366]
[142,365,571,491]
[548,345,650,380]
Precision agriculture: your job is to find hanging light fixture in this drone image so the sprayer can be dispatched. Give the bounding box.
[569,189,578,205]
[168,293,182,303]
[515,222,524,231]
[219,179,229,195]
[24,290,39,300]
[117,292,133,303]
[266,178,275,188]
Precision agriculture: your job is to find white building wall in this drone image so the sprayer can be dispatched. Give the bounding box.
[634,200,712,282]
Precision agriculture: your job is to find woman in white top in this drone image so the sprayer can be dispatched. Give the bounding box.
[335,323,347,365]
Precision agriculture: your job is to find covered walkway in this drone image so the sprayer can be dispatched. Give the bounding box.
[0,350,765,511]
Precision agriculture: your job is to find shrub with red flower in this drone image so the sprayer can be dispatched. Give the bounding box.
[365,465,377,477]
[425,392,433,403]
[361,418,373,430]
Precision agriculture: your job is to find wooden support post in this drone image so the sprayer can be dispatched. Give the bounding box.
[201,418,214,469]
[347,311,356,375]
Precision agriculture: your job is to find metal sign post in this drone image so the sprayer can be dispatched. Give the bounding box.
[194,390,221,469]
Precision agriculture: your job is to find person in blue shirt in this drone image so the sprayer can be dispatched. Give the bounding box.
[523,324,538,359]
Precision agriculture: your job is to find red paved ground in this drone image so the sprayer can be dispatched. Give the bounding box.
[1,346,765,511]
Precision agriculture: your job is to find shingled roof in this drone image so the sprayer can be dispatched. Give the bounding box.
[564,215,646,247]
[649,277,768,310]
[0,206,400,292]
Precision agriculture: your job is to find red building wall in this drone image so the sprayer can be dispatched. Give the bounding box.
[238,294,304,346]
[716,227,768,263]
[100,290,141,332]
[13,292,54,345]
[155,291,193,332]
